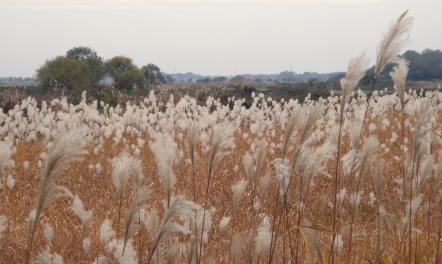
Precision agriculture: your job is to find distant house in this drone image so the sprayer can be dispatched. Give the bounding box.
[99,74,114,87]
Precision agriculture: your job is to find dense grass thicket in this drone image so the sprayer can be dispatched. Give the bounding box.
[0,10,442,264]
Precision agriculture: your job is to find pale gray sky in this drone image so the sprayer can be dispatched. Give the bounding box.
[1,0,441,76]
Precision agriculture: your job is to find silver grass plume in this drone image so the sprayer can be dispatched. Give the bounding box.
[339,53,368,121]
[231,179,248,215]
[100,219,115,247]
[0,215,7,240]
[140,208,159,242]
[254,215,272,262]
[165,241,180,264]
[281,110,303,159]
[186,122,200,200]
[26,130,87,264]
[403,194,423,231]
[390,58,409,108]
[356,137,379,180]
[0,141,15,181]
[375,10,413,76]
[287,104,323,190]
[412,102,431,159]
[111,151,141,240]
[218,216,231,231]
[147,196,196,264]
[33,246,64,264]
[186,122,200,170]
[123,183,151,254]
[111,152,140,203]
[151,133,178,208]
[207,124,235,179]
[71,195,93,246]
[197,124,235,263]
[298,104,323,146]
[302,219,324,264]
[371,159,385,201]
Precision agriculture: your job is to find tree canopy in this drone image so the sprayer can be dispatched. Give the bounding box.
[105,56,147,91]
[141,63,166,85]
[37,47,105,99]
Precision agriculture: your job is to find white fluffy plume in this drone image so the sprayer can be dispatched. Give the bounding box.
[375,10,413,75]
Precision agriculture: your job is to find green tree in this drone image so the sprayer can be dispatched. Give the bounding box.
[141,63,166,85]
[106,56,147,91]
[37,57,94,98]
[66,46,105,83]
[37,47,105,99]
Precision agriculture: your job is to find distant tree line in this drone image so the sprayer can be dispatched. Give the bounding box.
[36,47,169,100]
[362,49,442,84]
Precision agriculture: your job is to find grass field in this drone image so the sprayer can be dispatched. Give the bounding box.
[0,87,441,263]
[0,10,442,264]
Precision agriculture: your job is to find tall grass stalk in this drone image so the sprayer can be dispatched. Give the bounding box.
[197,125,233,264]
[186,123,200,201]
[346,137,378,260]
[25,130,86,264]
[329,53,367,264]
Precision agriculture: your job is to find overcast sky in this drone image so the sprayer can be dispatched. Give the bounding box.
[1,0,441,77]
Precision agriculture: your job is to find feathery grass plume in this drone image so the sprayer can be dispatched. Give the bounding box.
[281,109,303,160]
[71,195,93,240]
[390,58,409,108]
[375,10,413,76]
[198,123,235,264]
[26,130,87,264]
[347,137,378,257]
[111,151,139,204]
[147,196,196,264]
[0,215,7,240]
[123,184,151,254]
[403,194,423,232]
[301,219,324,264]
[406,101,431,261]
[165,241,180,264]
[275,159,290,202]
[287,104,323,195]
[100,219,116,249]
[151,133,178,208]
[43,223,54,243]
[274,107,321,262]
[257,174,271,201]
[231,179,248,215]
[121,156,148,255]
[186,231,199,264]
[329,53,368,264]
[140,208,160,242]
[245,231,254,264]
[186,122,200,200]
[412,102,431,158]
[371,158,385,255]
[0,140,16,181]
[219,216,231,231]
[96,256,113,264]
[339,53,369,121]
[6,174,15,190]
[255,215,272,262]
[82,237,91,253]
[33,246,64,264]
[206,124,235,179]
[356,137,379,180]
[298,104,323,147]
[230,233,242,263]
[371,159,385,202]
[110,151,140,239]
